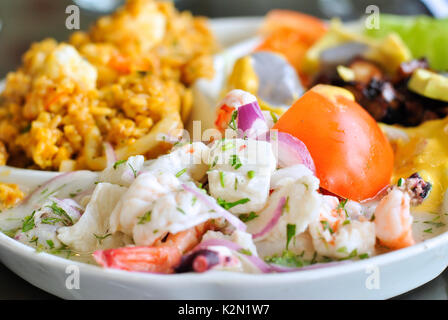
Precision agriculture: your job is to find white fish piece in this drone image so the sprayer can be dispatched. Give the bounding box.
[143,142,210,182]
[309,220,376,259]
[308,195,376,259]
[57,183,128,253]
[247,165,321,247]
[109,172,181,236]
[132,185,218,246]
[99,155,145,187]
[207,138,276,214]
[208,170,271,213]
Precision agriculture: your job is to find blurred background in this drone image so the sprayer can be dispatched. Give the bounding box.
[0,0,436,78]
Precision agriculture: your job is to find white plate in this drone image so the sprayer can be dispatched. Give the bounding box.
[0,17,448,300]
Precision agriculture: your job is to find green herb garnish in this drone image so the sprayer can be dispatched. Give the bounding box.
[228,110,238,130]
[320,220,334,234]
[230,154,242,170]
[94,233,112,244]
[219,171,225,188]
[113,160,126,169]
[46,239,55,249]
[128,163,138,178]
[286,224,296,250]
[22,211,36,232]
[137,211,152,225]
[217,198,250,210]
[238,248,252,256]
[239,211,258,222]
[175,168,187,178]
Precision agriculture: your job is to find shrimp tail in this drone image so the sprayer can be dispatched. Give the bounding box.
[378,228,414,250]
[93,246,182,274]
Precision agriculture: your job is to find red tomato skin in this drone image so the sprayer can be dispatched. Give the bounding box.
[273,90,394,201]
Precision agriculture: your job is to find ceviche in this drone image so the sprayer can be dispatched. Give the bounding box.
[0,86,443,274]
[1,1,448,276]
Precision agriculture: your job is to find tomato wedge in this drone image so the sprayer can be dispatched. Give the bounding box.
[256,10,327,83]
[273,85,394,201]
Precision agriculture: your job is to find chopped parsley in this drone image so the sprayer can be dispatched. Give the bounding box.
[284,197,290,214]
[228,110,238,130]
[286,224,296,250]
[219,171,225,188]
[176,207,186,215]
[320,220,334,234]
[217,198,250,210]
[221,141,235,151]
[137,211,152,225]
[210,156,218,169]
[337,246,348,254]
[423,221,445,228]
[41,217,63,225]
[359,253,369,259]
[238,248,252,256]
[338,249,358,261]
[46,240,55,249]
[22,211,36,232]
[239,211,258,222]
[47,202,73,226]
[113,160,126,169]
[247,170,255,179]
[175,168,187,178]
[337,199,348,217]
[397,178,405,187]
[229,154,242,170]
[270,111,278,124]
[424,228,433,233]
[234,177,238,191]
[265,250,311,268]
[29,236,39,245]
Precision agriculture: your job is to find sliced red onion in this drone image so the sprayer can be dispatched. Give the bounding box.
[59,198,83,210]
[237,101,269,138]
[22,172,72,204]
[48,197,81,219]
[181,184,247,232]
[195,238,350,273]
[104,142,117,167]
[260,130,316,174]
[194,238,271,273]
[252,196,286,239]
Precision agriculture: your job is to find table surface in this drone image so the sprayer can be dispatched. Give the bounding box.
[0,0,446,300]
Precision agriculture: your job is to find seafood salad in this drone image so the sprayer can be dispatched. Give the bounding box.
[0,88,440,274]
[1,3,448,277]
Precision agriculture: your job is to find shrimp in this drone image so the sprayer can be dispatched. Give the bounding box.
[374,187,414,250]
[214,89,257,132]
[309,196,376,259]
[94,221,215,273]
